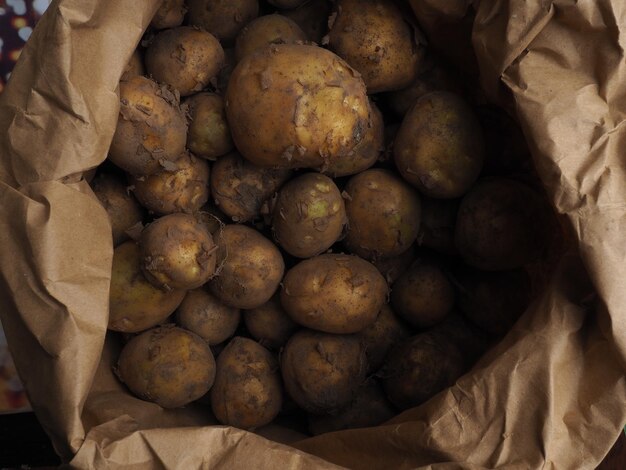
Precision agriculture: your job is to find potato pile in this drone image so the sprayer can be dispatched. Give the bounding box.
[95,0,554,435]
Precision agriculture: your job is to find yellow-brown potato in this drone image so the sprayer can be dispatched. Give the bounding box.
[416,197,460,255]
[327,0,423,93]
[185,93,234,160]
[280,254,387,334]
[344,169,421,261]
[109,76,187,176]
[281,329,366,414]
[208,224,284,309]
[140,213,217,290]
[129,152,210,215]
[394,91,484,198]
[243,295,297,350]
[116,325,216,408]
[211,152,292,222]
[120,48,145,81]
[176,288,241,345]
[282,0,331,44]
[372,245,415,286]
[145,27,224,97]
[225,44,371,170]
[272,173,346,258]
[186,0,259,42]
[91,173,144,246]
[150,0,186,29]
[235,14,307,62]
[109,242,186,333]
[210,337,282,429]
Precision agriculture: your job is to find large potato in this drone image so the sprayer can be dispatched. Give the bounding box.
[186,0,259,42]
[243,295,297,350]
[235,14,307,62]
[280,254,387,334]
[225,44,371,170]
[184,93,234,160]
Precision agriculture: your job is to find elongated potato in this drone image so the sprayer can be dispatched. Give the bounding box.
[185,93,234,160]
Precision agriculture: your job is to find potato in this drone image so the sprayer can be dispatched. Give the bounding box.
[91,173,144,246]
[208,224,284,309]
[120,48,145,81]
[211,152,291,223]
[225,44,371,170]
[116,325,216,408]
[176,288,241,345]
[282,0,331,44]
[281,254,387,334]
[140,213,217,290]
[150,0,186,29]
[235,14,307,62]
[454,179,550,270]
[243,295,297,349]
[184,93,234,160]
[129,152,210,215]
[108,242,186,333]
[281,330,366,414]
[391,257,455,329]
[210,337,282,429]
[416,197,460,255]
[381,332,464,410]
[371,245,415,286]
[272,173,346,258]
[327,0,423,93]
[344,169,421,261]
[145,27,224,97]
[109,76,187,176]
[186,0,259,42]
[394,91,485,198]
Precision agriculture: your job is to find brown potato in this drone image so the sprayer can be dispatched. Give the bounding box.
[372,245,415,286]
[211,152,291,223]
[145,27,224,97]
[235,14,307,62]
[109,76,187,176]
[116,325,216,408]
[186,0,259,42]
[176,288,241,345]
[416,197,460,255]
[208,224,284,309]
[129,152,210,215]
[281,329,366,414]
[108,242,186,333]
[344,169,421,261]
[281,254,387,334]
[272,173,346,258]
[185,93,234,160]
[243,295,297,349]
[210,337,282,429]
[140,213,217,290]
[394,91,485,198]
[120,48,145,81]
[150,0,186,29]
[225,44,371,170]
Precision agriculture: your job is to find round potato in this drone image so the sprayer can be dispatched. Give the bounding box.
[116,325,216,408]
[185,93,234,160]
[186,0,259,42]
[243,295,297,350]
[416,197,460,255]
[208,224,284,309]
[211,337,282,429]
[235,14,307,62]
[120,48,145,81]
[150,0,186,29]
[394,91,484,198]
[281,329,366,414]
[281,253,387,334]
[225,44,371,170]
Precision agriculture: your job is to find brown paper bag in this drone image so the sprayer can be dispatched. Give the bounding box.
[1,0,624,468]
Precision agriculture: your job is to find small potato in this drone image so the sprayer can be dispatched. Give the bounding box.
[272,173,346,259]
[281,330,366,414]
[116,325,216,408]
[210,337,282,429]
[176,288,241,345]
[185,93,234,160]
[416,197,460,255]
[120,48,145,81]
[282,0,331,43]
[186,0,259,42]
[243,295,297,349]
[211,152,292,223]
[372,245,415,286]
[209,224,284,309]
[129,152,210,215]
[394,91,485,198]
[145,27,224,97]
[344,169,421,261]
[109,76,187,176]
[150,0,186,29]
[91,173,144,246]
[140,213,217,290]
[281,254,387,334]
[109,242,186,333]
[235,14,307,62]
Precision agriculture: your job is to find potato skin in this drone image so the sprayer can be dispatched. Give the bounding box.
[209,224,285,309]
[280,254,387,334]
[185,93,234,160]
[225,44,371,170]
[109,242,186,333]
[187,0,259,42]
[210,337,282,429]
[235,14,307,62]
[243,295,297,349]
[394,91,484,198]
[116,325,216,408]
[150,0,186,29]
[280,329,366,414]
